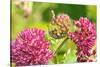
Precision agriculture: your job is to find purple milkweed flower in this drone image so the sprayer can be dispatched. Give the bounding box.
[68,17,96,62]
[11,28,53,66]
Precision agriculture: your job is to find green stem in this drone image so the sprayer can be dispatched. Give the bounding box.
[53,37,69,64]
[54,37,69,55]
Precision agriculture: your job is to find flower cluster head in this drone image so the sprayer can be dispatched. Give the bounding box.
[52,14,70,31]
[11,28,53,66]
[49,13,70,39]
[68,17,96,62]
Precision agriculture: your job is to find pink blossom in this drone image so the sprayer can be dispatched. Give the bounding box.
[11,28,52,66]
[68,17,96,62]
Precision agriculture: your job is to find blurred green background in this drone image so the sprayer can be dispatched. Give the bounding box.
[11,0,96,64]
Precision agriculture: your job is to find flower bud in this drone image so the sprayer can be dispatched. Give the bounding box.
[49,12,70,39]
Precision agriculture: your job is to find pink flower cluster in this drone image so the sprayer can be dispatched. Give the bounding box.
[68,17,96,62]
[11,28,52,66]
[52,14,70,31]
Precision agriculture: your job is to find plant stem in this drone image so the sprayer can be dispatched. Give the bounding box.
[54,37,69,55]
[53,37,69,64]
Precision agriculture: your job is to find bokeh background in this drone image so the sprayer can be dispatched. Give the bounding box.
[11,0,96,64]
